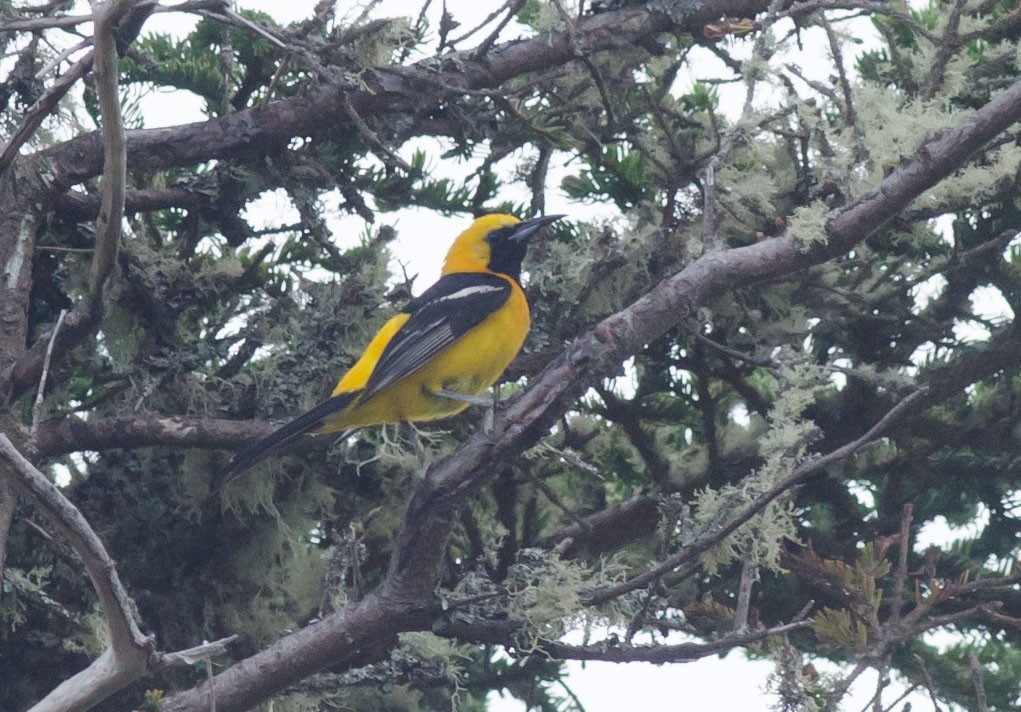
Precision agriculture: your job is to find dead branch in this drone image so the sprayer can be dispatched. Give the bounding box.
[0,434,154,712]
[0,433,244,711]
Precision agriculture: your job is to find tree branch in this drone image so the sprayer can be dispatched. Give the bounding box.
[37,0,767,190]
[54,185,220,221]
[33,414,273,459]
[1,0,155,409]
[0,434,154,711]
[0,51,93,174]
[437,614,813,663]
[87,0,134,301]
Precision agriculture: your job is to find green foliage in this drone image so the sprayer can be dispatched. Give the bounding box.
[1,566,57,632]
[119,13,283,116]
[680,82,718,113]
[142,689,165,711]
[808,542,892,652]
[561,145,655,210]
[813,606,871,652]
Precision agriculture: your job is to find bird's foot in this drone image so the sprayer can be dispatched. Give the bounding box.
[432,388,492,407]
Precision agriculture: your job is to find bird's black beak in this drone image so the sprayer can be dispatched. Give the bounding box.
[509,214,566,243]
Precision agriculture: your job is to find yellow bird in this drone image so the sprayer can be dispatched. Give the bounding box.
[228,213,564,474]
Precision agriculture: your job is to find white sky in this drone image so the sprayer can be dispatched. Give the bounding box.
[63,0,980,708]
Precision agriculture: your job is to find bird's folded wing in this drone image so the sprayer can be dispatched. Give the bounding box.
[358,271,512,402]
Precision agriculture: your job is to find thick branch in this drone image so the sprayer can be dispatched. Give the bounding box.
[385,59,1021,598]
[55,185,216,221]
[160,592,430,712]
[0,478,14,589]
[88,0,133,300]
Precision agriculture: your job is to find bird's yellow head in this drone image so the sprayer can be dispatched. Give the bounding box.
[442,213,564,281]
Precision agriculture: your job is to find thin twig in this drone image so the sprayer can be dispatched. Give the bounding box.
[30,308,67,445]
[825,657,874,712]
[624,582,660,643]
[34,38,93,79]
[541,442,602,476]
[555,677,587,712]
[157,635,240,668]
[702,160,719,252]
[401,0,432,61]
[472,0,525,57]
[878,683,920,712]
[969,651,989,712]
[784,62,840,104]
[0,0,222,33]
[734,557,757,631]
[551,0,616,131]
[920,0,967,100]
[340,93,412,172]
[889,503,913,624]
[521,467,592,533]
[819,13,856,126]
[912,653,944,712]
[541,618,813,663]
[198,6,287,48]
[696,332,773,367]
[870,657,890,712]
[445,0,515,50]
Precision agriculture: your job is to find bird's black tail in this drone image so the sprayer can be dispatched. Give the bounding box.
[225,391,359,478]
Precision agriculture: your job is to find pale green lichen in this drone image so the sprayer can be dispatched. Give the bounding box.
[787,201,830,251]
[765,640,822,712]
[447,546,637,654]
[692,480,800,576]
[827,73,1021,212]
[921,141,1021,208]
[693,359,831,575]
[397,631,472,706]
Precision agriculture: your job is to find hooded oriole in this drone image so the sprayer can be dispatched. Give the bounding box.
[228,213,564,474]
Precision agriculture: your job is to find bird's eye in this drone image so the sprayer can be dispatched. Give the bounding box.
[487,226,514,244]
